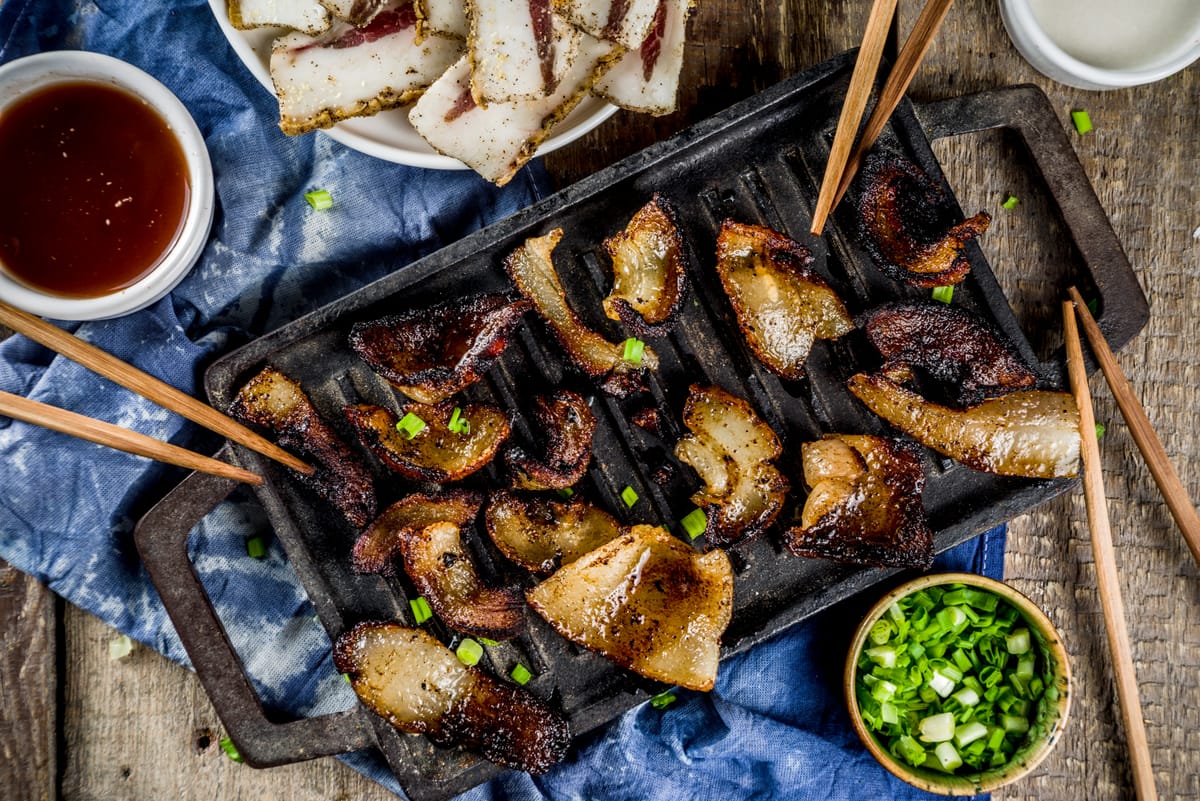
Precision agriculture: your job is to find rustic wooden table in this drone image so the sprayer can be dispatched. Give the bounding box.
[3,1,1198,799]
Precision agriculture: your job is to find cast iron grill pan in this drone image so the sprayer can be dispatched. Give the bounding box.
[135,50,1148,801]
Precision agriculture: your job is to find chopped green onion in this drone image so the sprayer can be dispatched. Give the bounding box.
[868,619,893,646]
[621,485,639,507]
[245,535,267,559]
[510,663,533,685]
[933,742,964,772]
[1095,422,1106,439]
[931,285,954,304]
[881,701,900,725]
[1002,714,1030,734]
[447,407,470,435]
[109,634,134,661]
[650,690,677,710]
[409,596,433,625]
[865,646,897,669]
[556,487,575,500]
[1086,297,1099,315]
[1001,195,1020,210]
[955,720,989,748]
[304,189,333,210]
[478,638,500,647]
[396,412,426,439]
[456,638,484,666]
[1071,109,1093,134]
[918,712,956,743]
[895,735,927,767]
[622,337,646,366]
[951,686,980,707]
[680,507,707,540]
[1006,628,1031,655]
[219,736,243,762]
[929,670,957,698]
[343,672,351,683]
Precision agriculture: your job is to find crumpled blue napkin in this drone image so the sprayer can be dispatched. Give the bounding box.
[0,3,999,799]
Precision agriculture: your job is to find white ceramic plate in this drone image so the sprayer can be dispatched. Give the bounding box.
[208,0,619,169]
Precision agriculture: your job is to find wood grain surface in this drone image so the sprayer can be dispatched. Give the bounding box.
[3,0,1199,798]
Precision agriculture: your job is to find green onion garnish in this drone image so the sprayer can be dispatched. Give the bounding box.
[396,412,426,439]
[622,337,645,366]
[931,285,954,304]
[245,535,267,559]
[447,407,470,435]
[219,736,243,762]
[1001,195,1019,210]
[409,596,433,624]
[478,637,500,647]
[621,485,639,507]
[109,634,133,661]
[556,487,575,500]
[1071,110,1093,135]
[650,690,677,710]
[680,507,707,540]
[343,672,351,683]
[456,638,484,666]
[304,189,333,210]
[510,663,533,685]
[1095,422,1106,439]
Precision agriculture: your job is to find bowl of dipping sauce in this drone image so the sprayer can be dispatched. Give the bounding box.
[1000,0,1200,90]
[0,51,214,320]
[845,573,1071,795]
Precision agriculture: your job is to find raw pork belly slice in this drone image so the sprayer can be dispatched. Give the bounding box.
[594,0,691,115]
[229,0,331,34]
[417,0,469,38]
[469,0,580,104]
[555,0,660,49]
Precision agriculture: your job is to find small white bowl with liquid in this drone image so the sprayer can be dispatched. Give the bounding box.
[1000,0,1200,90]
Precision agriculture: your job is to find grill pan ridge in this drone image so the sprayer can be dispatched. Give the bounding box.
[135,50,1148,801]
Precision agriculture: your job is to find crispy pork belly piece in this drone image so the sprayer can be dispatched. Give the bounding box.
[673,384,789,547]
[862,301,1037,405]
[856,151,991,287]
[593,0,691,115]
[468,0,579,103]
[409,34,619,186]
[555,0,660,49]
[334,623,570,772]
[504,390,596,490]
[785,435,933,569]
[271,1,462,136]
[417,0,468,37]
[345,402,510,482]
[527,524,732,690]
[715,220,853,380]
[484,491,622,573]
[352,490,482,574]
[506,229,658,395]
[848,372,1081,478]
[349,294,531,405]
[229,366,376,528]
[229,0,331,34]
[399,521,526,639]
[601,195,687,337]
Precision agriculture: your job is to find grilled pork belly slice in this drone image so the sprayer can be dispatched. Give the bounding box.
[334,623,570,772]
[409,34,619,186]
[593,0,691,115]
[862,301,1036,405]
[229,0,331,34]
[786,435,933,569]
[469,0,579,103]
[400,521,526,639]
[504,390,596,490]
[417,0,468,37]
[848,372,1081,478]
[601,195,687,337]
[484,490,622,573]
[318,0,386,24]
[526,524,733,691]
[345,402,510,482]
[506,229,658,395]
[229,366,376,528]
[271,1,462,135]
[673,384,789,546]
[349,294,531,405]
[856,151,991,287]
[715,220,853,380]
[555,0,660,49]
[352,490,482,574]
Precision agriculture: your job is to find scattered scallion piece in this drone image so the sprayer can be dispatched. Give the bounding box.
[478,637,500,647]
[1001,195,1019,210]
[622,337,646,366]
[409,596,433,625]
[456,638,484,667]
[343,672,351,683]
[109,634,134,661]
[556,487,575,500]
[680,507,707,540]
[510,663,533,685]
[621,485,639,507]
[650,690,677,710]
[1071,110,1093,135]
[304,189,333,210]
[931,285,954,304]
[1095,422,1106,439]
[245,535,267,559]
[219,736,243,763]
[447,406,470,435]
[396,412,426,439]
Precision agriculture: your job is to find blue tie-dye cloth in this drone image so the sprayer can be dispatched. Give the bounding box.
[0,3,1002,799]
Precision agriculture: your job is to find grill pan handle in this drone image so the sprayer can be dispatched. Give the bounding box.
[915,84,1149,353]
[134,453,375,767]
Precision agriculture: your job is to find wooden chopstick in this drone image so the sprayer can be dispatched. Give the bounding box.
[830,0,956,210]
[809,0,899,236]
[1063,300,1159,801]
[0,390,263,485]
[0,299,311,475]
[1067,287,1200,566]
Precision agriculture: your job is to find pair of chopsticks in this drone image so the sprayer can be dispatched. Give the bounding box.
[810,0,956,236]
[0,299,312,485]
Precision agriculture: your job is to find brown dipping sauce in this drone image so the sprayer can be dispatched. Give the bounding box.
[0,81,190,298]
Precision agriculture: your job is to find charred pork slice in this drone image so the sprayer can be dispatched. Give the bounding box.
[468,0,579,103]
[349,294,531,405]
[352,490,482,574]
[416,0,468,37]
[673,384,789,547]
[271,1,462,135]
[505,390,596,490]
[856,151,991,287]
[554,0,660,48]
[484,490,622,574]
[526,524,733,691]
[593,0,691,115]
[786,435,933,569]
[715,220,853,380]
[848,372,1081,478]
[229,366,376,529]
[601,194,687,337]
[229,0,331,34]
[862,301,1037,405]
[345,402,510,482]
[334,623,570,772]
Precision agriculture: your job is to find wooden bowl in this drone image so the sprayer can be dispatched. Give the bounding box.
[844,572,1072,795]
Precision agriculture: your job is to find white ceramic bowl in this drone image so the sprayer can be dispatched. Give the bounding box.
[0,51,214,321]
[1000,0,1200,90]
